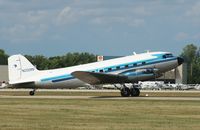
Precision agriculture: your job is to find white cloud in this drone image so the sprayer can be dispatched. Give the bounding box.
[132,6,151,16]
[176,0,186,4]
[186,2,200,16]
[0,24,48,43]
[184,1,200,25]
[193,33,200,39]
[175,32,200,41]
[55,1,151,27]
[91,16,144,27]
[25,10,50,24]
[128,19,145,27]
[0,1,151,30]
[56,6,76,25]
[175,32,188,41]
[2,0,198,46]
[0,3,56,43]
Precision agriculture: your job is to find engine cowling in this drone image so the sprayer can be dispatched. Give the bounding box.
[120,68,161,82]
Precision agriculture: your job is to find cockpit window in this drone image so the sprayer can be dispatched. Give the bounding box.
[163,53,173,58]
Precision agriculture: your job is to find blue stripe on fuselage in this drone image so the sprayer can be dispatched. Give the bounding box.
[40,56,177,83]
[52,77,74,82]
[41,75,71,82]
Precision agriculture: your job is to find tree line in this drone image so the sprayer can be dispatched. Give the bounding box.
[0,44,200,83]
[180,44,200,84]
[0,49,9,65]
[25,52,96,70]
[0,50,96,70]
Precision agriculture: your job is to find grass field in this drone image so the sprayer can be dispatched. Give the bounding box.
[1,90,200,97]
[0,90,200,130]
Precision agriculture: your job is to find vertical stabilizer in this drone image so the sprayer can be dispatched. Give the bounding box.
[8,55,39,84]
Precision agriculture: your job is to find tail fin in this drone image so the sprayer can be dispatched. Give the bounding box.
[8,54,39,84]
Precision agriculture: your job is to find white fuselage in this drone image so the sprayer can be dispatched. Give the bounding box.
[19,52,178,89]
[10,51,181,89]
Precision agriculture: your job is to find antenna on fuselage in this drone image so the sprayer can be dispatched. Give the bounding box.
[133,52,137,55]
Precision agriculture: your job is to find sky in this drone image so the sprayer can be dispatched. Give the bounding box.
[0,0,200,56]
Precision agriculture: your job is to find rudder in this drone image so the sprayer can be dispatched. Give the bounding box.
[8,54,39,84]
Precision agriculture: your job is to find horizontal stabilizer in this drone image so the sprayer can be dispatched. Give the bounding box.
[9,80,35,85]
[72,71,129,85]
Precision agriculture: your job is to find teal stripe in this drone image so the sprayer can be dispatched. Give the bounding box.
[40,56,177,82]
[41,74,72,82]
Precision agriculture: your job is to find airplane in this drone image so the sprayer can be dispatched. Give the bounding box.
[8,51,184,97]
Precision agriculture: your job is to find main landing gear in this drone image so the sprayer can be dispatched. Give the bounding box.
[120,85,140,97]
[29,89,36,96]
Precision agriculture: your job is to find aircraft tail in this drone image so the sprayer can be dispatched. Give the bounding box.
[8,54,39,84]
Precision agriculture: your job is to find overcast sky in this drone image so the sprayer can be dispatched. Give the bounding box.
[0,0,200,56]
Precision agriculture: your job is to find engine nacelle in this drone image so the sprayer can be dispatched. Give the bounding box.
[120,68,161,82]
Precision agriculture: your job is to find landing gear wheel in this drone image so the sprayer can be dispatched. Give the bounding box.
[130,88,140,97]
[29,90,35,96]
[120,87,130,97]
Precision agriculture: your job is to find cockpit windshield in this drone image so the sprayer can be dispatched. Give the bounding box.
[162,53,173,58]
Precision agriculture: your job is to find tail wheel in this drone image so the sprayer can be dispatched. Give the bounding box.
[120,87,130,97]
[29,91,35,96]
[29,89,36,96]
[131,88,140,97]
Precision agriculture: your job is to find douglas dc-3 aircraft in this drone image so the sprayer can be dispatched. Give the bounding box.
[8,51,184,97]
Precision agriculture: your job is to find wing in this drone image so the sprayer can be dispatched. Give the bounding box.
[71,71,129,85]
[72,68,161,85]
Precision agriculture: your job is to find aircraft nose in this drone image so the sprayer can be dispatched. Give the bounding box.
[177,57,184,65]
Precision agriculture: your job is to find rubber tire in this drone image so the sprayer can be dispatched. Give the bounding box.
[121,87,130,97]
[131,88,140,97]
[29,91,35,96]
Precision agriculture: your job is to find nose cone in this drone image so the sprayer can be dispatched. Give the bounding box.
[177,57,184,65]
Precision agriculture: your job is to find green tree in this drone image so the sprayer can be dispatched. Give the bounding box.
[48,56,62,69]
[191,58,200,83]
[25,55,49,70]
[25,52,96,70]
[0,49,9,65]
[180,44,200,83]
[57,52,96,68]
[180,44,197,63]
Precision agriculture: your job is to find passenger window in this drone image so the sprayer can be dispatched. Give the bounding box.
[163,55,166,58]
[108,68,112,71]
[163,53,173,59]
[133,63,137,66]
[142,62,146,65]
[116,66,120,69]
[112,67,116,70]
[99,70,103,72]
[128,64,133,67]
[121,66,125,68]
[125,65,129,68]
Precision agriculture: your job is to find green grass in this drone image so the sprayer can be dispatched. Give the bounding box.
[1,90,200,97]
[0,98,200,130]
[0,91,119,96]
